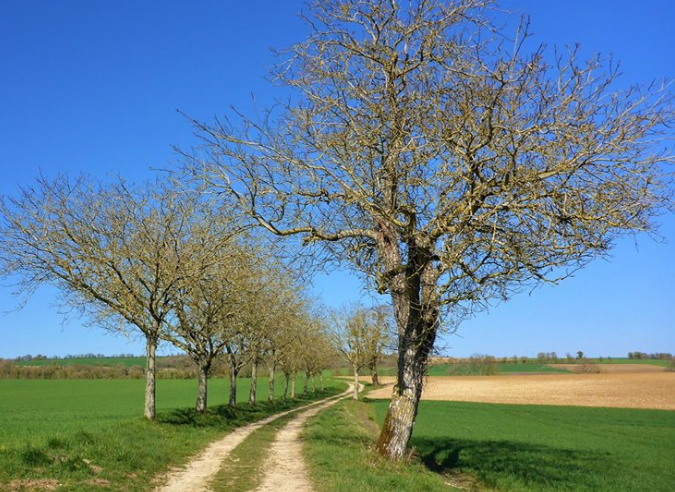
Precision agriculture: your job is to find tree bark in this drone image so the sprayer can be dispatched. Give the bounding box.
[320,372,324,391]
[352,365,359,400]
[249,360,258,405]
[229,367,238,407]
[282,372,290,399]
[376,314,437,460]
[268,361,276,402]
[196,363,209,413]
[311,374,316,393]
[303,371,309,395]
[144,335,157,420]
[249,361,258,405]
[290,373,296,398]
[371,364,380,386]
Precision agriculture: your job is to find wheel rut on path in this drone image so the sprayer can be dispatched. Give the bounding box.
[154,386,353,492]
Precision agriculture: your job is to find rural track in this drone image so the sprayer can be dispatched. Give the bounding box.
[253,383,362,492]
[154,385,355,492]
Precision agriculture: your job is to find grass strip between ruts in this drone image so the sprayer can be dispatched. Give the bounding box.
[208,410,300,492]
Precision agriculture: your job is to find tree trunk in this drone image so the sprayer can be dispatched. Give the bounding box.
[228,362,239,407]
[320,372,324,391]
[249,360,258,405]
[352,365,359,400]
[311,374,316,393]
[290,373,296,398]
[376,315,437,460]
[144,335,157,420]
[282,372,290,399]
[303,371,309,395]
[268,361,276,402]
[371,365,380,386]
[196,363,209,413]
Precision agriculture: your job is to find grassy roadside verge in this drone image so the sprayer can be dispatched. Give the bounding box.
[0,378,346,492]
[303,397,458,491]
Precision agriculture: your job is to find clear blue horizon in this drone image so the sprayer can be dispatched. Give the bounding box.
[1,0,673,359]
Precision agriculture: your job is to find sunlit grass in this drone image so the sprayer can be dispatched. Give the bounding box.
[0,377,346,491]
[304,399,458,491]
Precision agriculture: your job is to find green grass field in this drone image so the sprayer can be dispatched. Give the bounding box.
[305,396,675,491]
[369,400,675,491]
[0,377,345,491]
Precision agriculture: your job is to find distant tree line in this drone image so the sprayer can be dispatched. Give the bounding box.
[1,361,162,380]
[11,353,142,362]
[0,356,337,381]
[628,352,673,360]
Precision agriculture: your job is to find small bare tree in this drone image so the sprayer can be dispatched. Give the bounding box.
[278,333,304,399]
[331,306,370,400]
[364,305,394,386]
[187,0,674,459]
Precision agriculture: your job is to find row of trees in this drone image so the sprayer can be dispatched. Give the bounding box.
[0,175,335,418]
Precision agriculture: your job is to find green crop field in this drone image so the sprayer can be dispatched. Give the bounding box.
[14,356,147,368]
[591,358,671,367]
[370,400,675,491]
[426,362,570,376]
[306,397,675,492]
[0,377,345,491]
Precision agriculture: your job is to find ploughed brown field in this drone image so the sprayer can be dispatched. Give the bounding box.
[367,364,675,410]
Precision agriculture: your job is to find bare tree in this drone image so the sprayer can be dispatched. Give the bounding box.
[364,305,395,386]
[331,306,370,400]
[223,319,255,408]
[278,334,304,399]
[0,175,209,419]
[187,0,674,459]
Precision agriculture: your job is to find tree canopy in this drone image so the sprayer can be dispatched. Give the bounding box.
[188,0,674,459]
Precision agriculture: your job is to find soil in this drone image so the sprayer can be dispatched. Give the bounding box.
[367,369,675,410]
[7,480,59,491]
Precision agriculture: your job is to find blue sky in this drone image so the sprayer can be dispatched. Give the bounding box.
[0,0,673,359]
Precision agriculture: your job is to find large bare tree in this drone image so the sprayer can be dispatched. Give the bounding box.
[188,0,674,459]
[0,175,215,419]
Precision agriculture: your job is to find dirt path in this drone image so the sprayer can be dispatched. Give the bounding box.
[154,387,352,492]
[253,385,359,492]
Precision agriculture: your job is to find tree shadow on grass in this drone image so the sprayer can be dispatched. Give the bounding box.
[414,437,616,491]
[156,388,342,428]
